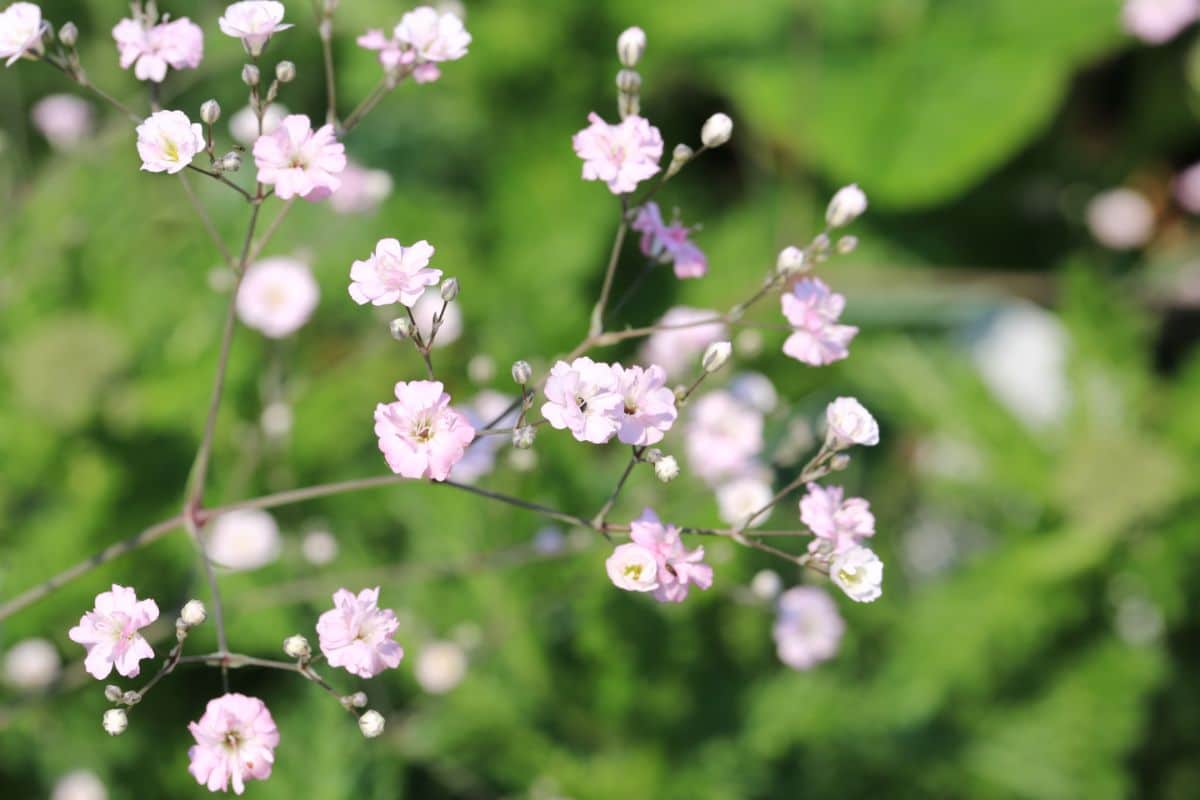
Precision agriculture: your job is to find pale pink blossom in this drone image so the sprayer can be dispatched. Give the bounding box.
[629,508,712,603]
[0,2,45,67]
[316,587,404,678]
[31,94,93,151]
[112,16,203,83]
[252,114,346,201]
[830,546,884,603]
[136,109,204,174]
[541,357,623,444]
[684,390,764,485]
[781,277,858,366]
[572,112,663,194]
[331,161,394,214]
[772,587,844,670]
[374,380,476,480]
[414,641,467,694]
[187,693,279,795]
[825,396,879,448]
[218,1,290,55]
[606,542,660,593]
[236,257,319,338]
[358,6,471,83]
[716,475,774,528]
[348,238,441,307]
[632,202,707,278]
[1086,187,1154,250]
[1175,162,1200,213]
[799,482,875,557]
[639,306,727,377]
[1122,0,1200,43]
[67,584,158,680]
[611,363,677,446]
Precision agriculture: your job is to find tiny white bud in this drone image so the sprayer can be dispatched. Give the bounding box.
[512,425,536,449]
[836,235,858,254]
[104,685,123,703]
[440,277,460,302]
[200,100,221,125]
[180,599,207,627]
[58,22,78,48]
[750,569,783,601]
[241,64,261,87]
[616,69,641,95]
[775,245,808,275]
[643,448,663,464]
[122,690,140,706]
[102,708,128,736]
[701,340,733,373]
[389,317,414,341]
[830,453,851,471]
[358,709,385,738]
[654,455,680,483]
[700,113,733,148]
[511,360,532,384]
[349,691,368,708]
[283,635,312,660]
[826,184,868,228]
[666,143,694,179]
[617,26,646,68]
[219,152,242,172]
[275,61,296,83]
[811,233,831,253]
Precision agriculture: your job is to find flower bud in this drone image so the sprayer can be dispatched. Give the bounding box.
[775,245,807,275]
[122,690,141,706]
[200,99,221,125]
[616,69,641,95]
[701,340,732,373]
[358,709,385,738]
[104,685,123,703]
[826,184,868,228]
[654,455,680,483]
[618,92,640,120]
[700,113,733,148]
[830,453,851,471]
[750,569,782,601]
[836,235,858,255]
[241,64,260,87]
[389,317,414,341]
[617,26,646,67]
[180,599,207,627]
[666,143,693,179]
[811,233,831,253]
[58,22,78,48]
[275,60,296,83]
[102,708,128,736]
[512,425,536,449]
[511,360,532,384]
[440,277,460,302]
[283,635,311,660]
[348,691,368,708]
[643,448,663,464]
[218,152,242,173]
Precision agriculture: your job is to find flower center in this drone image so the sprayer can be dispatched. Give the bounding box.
[411,414,435,443]
[623,564,644,580]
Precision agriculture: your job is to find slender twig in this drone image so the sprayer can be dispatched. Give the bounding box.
[177,172,235,267]
[340,76,392,134]
[592,448,642,529]
[587,198,630,337]
[245,199,296,264]
[185,164,255,202]
[317,5,339,126]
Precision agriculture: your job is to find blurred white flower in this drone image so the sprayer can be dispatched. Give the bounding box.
[716,475,774,528]
[31,94,94,151]
[1086,187,1154,250]
[729,372,778,413]
[301,530,339,565]
[970,303,1070,429]
[3,637,60,691]
[414,640,468,694]
[52,770,108,800]
[229,102,288,146]
[411,287,462,347]
[206,508,281,571]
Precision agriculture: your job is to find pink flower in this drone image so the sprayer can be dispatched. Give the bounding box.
[187,693,279,795]
[331,161,393,214]
[572,112,663,195]
[629,508,712,603]
[640,306,728,377]
[611,363,677,446]
[684,390,764,485]
[606,542,660,593]
[112,16,203,83]
[0,2,45,67]
[632,202,707,279]
[357,6,471,83]
[374,380,476,480]
[236,257,319,338]
[316,587,405,678]
[1122,0,1200,43]
[252,114,346,201]
[218,1,291,56]
[31,94,93,151]
[780,277,858,366]
[825,396,879,448]
[348,238,442,307]
[772,587,844,670]
[799,482,875,557]
[1176,162,1200,213]
[541,357,624,444]
[136,109,205,174]
[67,584,159,680]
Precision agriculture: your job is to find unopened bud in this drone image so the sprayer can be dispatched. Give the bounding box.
[104,685,123,703]
[348,691,368,708]
[776,245,808,275]
[511,360,532,384]
[358,709,385,738]
[102,708,128,736]
[643,448,663,464]
[616,69,641,95]
[512,426,536,449]
[830,453,851,471]
[836,235,858,254]
[617,26,646,68]
[275,60,296,83]
[389,317,414,341]
[283,635,311,660]
[122,690,140,706]
[218,152,242,172]
[180,599,207,627]
[241,64,260,87]
[666,143,693,179]
[701,340,732,373]
[318,18,333,42]
[811,233,831,253]
[58,22,78,48]
[700,113,733,148]
[200,99,221,125]
[825,184,868,228]
[440,277,459,302]
[654,455,680,483]
[618,92,640,120]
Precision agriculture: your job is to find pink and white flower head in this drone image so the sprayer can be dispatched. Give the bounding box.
[772,587,845,670]
[572,112,663,195]
[136,109,204,174]
[685,390,764,485]
[67,584,159,680]
[0,2,45,67]
[358,6,471,83]
[825,396,879,449]
[236,257,320,338]
[348,238,442,307]
[606,542,660,593]
[1122,0,1200,44]
[799,482,875,557]
[31,94,93,151]
[640,306,727,377]
[187,693,279,795]
[629,508,713,603]
[541,357,624,444]
[374,380,476,480]
[611,363,677,446]
[830,545,884,603]
[331,161,394,215]
[218,1,291,56]
[316,587,405,678]
[252,114,346,201]
[229,102,287,146]
[632,202,708,279]
[112,16,203,82]
[781,277,858,366]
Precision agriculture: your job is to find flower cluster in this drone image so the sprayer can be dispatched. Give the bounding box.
[112,12,203,82]
[357,5,471,84]
[606,509,713,603]
[542,357,678,446]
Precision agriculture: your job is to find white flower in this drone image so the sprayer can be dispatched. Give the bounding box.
[180,599,207,627]
[654,455,680,483]
[749,569,782,601]
[1086,187,1154,250]
[218,1,291,56]
[729,372,778,413]
[135,110,205,174]
[205,508,281,571]
[716,476,774,528]
[830,546,884,603]
[971,303,1071,429]
[773,586,845,669]
[52,770,108,800]
[301,530,338,565]
[605,542,659,592]
[3,637,60,691]
[410,287,462,347]
[825,396,879,448]
[283,635,311,660]
[102,708,128,736]
[700,113,733,148]
[358,709,386,738]
[826,184,868,228]
[414,641,468,694]
[617,26,646,67]
[236,257,320,339]
[31,94,93,151]
[229,102,287,146]
[701,340,732,373]
[0,2,45,67]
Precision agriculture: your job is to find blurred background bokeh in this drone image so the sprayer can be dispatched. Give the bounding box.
[4,0,1200,797]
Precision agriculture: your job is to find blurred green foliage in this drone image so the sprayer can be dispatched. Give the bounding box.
[4,0,1200,798]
